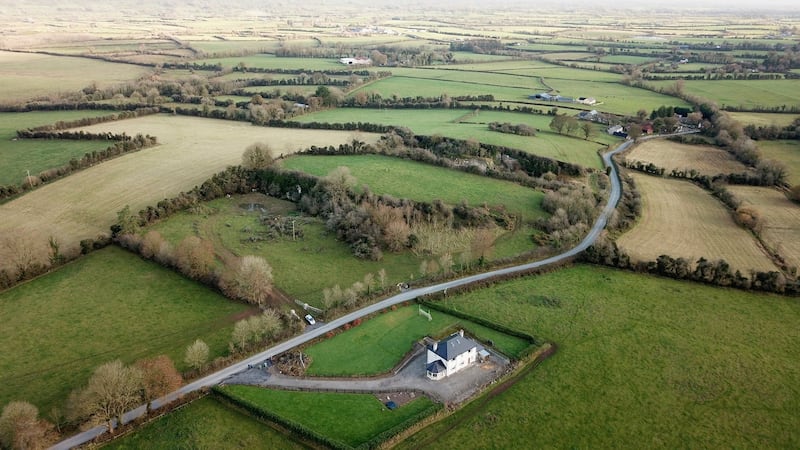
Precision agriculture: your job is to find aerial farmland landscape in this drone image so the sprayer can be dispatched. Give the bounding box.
[0,0,798,449]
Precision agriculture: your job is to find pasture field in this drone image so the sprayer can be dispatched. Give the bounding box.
[0,110,115,185]
[726,112,799,127]
[650,79,800,110]
[624,140,750,176]
[197,54,345,71]
[757,140,800,186]
[104,396,304,450]
[217,386,436,448]
[149,193,421,306]
[0,115,377,271]
[0,246,250,413]
[616,173,777,273]
[388,67,549,90]
[351,76,537,103]
[539,78,690,115]
[293,108,608,169]
[0,51,148,103]
[279,154,547,221]
[304,304,530,376]
[727,185,800,271]
[399,265,800,449]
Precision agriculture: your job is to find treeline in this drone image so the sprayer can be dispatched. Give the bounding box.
[343,93,495,109]
[449,39,505,54]
[17,107,159,132]
[488,122,536,136]
[583,238,799,295]
[0,101,149,113]
[0,133,157,203]
[744,117,800,140]
[623,158,788,187]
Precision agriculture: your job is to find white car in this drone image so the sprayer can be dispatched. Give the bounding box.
[304,314,316,325]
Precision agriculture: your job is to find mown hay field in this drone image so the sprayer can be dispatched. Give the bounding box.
[0,51,148,103]
[726,112,799,127]
[727,185,800,271]
[624,140,750,176]
[0,246,250,414]
[616,173,777,273]
[399,265,800,449]
[0,115,377,271]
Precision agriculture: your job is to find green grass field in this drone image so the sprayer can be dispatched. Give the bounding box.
[0,246,251,413]
[651,79,800,110]
[757,140,800,186]
[149,194,422,306]
[399,265,800,449]
[280,154,548,221]
[0,111,119,186]
[217,386,436,447]
[0,51,148,103]
[104,396,304,449]
[292,108,608,168]
[305,304,530,376]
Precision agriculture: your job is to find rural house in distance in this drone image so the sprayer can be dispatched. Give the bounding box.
[425,330,485,380]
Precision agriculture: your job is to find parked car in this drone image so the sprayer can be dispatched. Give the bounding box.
[304,314,316,325]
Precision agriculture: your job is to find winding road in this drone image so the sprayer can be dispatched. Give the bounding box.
[50,139,633,450]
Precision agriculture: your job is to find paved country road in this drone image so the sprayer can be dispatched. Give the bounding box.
[50,139,635,450]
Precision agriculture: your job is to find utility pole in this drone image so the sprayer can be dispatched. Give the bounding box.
[26,170,32,188]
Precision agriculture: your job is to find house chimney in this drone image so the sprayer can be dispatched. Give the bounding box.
[433,342,438,352]
[459,329,464,337]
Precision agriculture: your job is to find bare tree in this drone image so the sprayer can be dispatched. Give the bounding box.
[0,401,53,450]
[174,236,215,280]
[581,122,594,140]
[323,166,357,202]
[184,339,210,371]
[140,231,166,259]
[439,253,453,275]
[242,142,274,170]
[69,361,143,434]
[232,320,251,350]
[378,269,387,289]
[471,228,495,264]
[222,255,273,307]
[134,356,183,413]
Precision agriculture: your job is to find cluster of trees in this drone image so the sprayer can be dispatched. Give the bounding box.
[0,133,157,202]
[583,237,799,294]
[487,122,536,136]
[549,114,594,139]
[321,269,387,311]
[66,356,182,434]
[230,310,283,353]
[536,186,599,248]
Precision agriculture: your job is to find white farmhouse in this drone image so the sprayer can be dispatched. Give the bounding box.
[425,330,479,380]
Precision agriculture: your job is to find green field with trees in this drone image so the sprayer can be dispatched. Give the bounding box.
[104,396,305,449]
[280,154,548,220]
[399,265,800,449]
[0,111,117,186]
[292,109,608,168]
[651,79,800,111]
[0,246,249,414]
[148,194,422,306]
[304,304,530,376]
[216,386,437,448]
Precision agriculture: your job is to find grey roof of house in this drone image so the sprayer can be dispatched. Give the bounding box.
[429,333,478,361]
[427,360,446,373]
